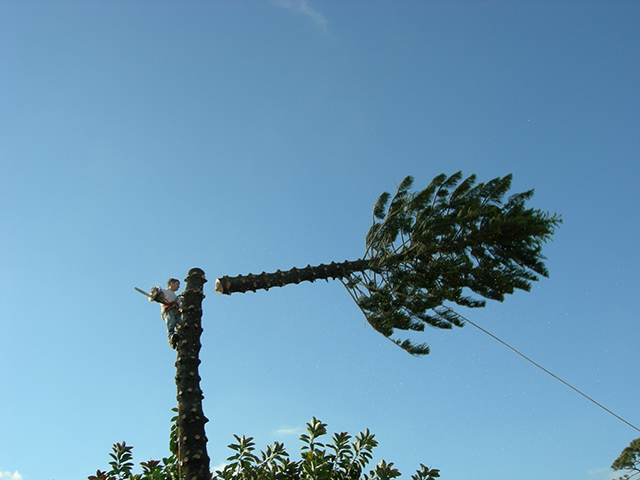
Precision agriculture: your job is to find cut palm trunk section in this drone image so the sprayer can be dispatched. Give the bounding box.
[215,258,374,295]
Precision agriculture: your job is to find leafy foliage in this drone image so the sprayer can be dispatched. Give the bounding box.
[342,172,561,355]
[89,414,440,480]
[215,417,440,480]
[88,409,180,480]
[612,438,640,480]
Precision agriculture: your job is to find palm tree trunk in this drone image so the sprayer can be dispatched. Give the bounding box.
[214,258,377,295]
[175,267,210,480]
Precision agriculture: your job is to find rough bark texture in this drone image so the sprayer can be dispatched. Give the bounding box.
[214,258,376,295]
[175,268,210,480]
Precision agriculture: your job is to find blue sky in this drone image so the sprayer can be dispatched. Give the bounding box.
[1,1,639,479]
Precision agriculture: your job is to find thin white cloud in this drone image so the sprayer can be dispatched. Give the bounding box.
[274,425,304,436]
[0,472,22,480]
[211,461,228,473]
[269,0,329,32]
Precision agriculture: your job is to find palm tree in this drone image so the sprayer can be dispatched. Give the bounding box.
[215,172,561,355]
[175,172,560,480]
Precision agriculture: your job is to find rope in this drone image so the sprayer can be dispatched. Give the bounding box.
[178,422,182,479]
[447,308,640,433]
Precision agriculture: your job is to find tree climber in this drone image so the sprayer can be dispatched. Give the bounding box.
[148,278,183,349]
